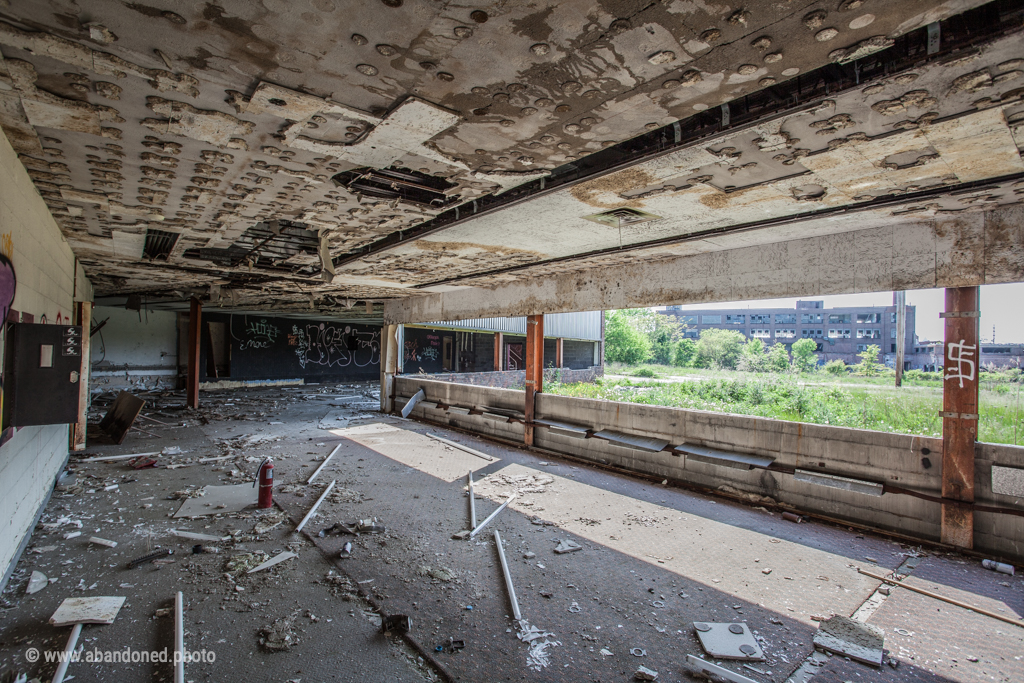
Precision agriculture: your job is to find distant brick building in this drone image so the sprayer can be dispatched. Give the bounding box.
[663,300,916,367]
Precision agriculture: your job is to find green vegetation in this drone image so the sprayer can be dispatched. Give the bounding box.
[549,370,1024,445]
[593,308,1024,445]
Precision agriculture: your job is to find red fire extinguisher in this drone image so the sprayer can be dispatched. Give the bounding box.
[256,458,273,509]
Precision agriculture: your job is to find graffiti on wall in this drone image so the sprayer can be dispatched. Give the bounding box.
[239,318,280,350]
[292,323,380,369]
[0,253,16,324]
[405,334,441,363]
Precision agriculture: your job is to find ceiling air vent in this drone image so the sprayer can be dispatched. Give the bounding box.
[143,229,180,260]
[331,166,459,208]
[582,207,661,228]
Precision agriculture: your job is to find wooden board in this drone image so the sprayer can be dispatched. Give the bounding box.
[50,596,126,626]
[98,391,146,444]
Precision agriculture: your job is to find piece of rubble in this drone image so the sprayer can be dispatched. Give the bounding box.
[451,530,471,540]
[26,571,48,594]
[813,615,884,667]
[259,610,301,651]
[554,539,582,554]
[225,551,269,576]
[523,551,536,559]
[247,551,297,574]
[635,665,659,680]
[693,622,764,660]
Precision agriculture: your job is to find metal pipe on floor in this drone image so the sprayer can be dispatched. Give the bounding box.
[468,471,477,528]
[174,591,184,683]
[307,444,342,484]
[493,530,521,621]
[469,493,515,539]
[50,623,82,683]
[296,479,336,532]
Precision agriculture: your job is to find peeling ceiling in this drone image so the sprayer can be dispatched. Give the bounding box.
[0,0,1020,317]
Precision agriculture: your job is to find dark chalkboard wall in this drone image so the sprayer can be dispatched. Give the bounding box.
[200,313,380,382]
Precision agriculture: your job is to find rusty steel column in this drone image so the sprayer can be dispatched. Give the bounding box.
[555,338,564,368]
[524,314,543,446]
[494,331,503,371]
[895,290,907,387]
[941,286,979,548]
[187,297,201,409]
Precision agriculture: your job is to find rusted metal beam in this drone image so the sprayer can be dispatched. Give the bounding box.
[941,286,979,548]
[186,297,201,409]
[493,332,502,371]
[556,337,564,369]
[524,315,543,446]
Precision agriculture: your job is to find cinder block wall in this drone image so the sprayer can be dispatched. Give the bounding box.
[395,377,1024,561]
[0,128,91,589]
[90,306,178,391]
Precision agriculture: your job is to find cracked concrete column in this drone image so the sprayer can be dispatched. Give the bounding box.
[187,297,201,409]
[941,286,979,549]
[381,324,398,414]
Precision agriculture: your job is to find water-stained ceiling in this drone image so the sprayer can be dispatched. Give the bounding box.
[0,0,1020,316]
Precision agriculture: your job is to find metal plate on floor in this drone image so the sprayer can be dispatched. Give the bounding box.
[693,622,764,661]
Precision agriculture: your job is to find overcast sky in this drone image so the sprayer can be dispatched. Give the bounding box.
[657,283,1024,343]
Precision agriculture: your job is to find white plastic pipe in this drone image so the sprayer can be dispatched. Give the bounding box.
[174,591,184,683]
[493,530,521,621]
[468,471,477,529]
[307,444,342,484]
[469,494,515,539]
[296,479,336,532]
[50,623,82,683]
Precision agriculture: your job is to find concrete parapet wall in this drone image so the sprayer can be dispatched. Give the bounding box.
[394,376,1024,561]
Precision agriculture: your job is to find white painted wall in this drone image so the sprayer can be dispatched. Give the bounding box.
[0,127,90,589]
[90,306,177,391]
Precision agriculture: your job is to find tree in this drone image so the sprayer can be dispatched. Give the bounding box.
[791,338,819,373]
[648,314,682,365]
[738,338,769,372]
[824,359,847,375]
[694,328,745,369]
[604,310,652,364]
[767,342,791,372]
[856,344,882,376]
[673,338,697,367]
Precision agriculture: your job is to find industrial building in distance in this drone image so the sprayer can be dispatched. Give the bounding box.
[663,300,916,368]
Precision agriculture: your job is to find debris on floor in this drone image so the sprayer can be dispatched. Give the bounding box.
[517,621,561,671]
[634,665,659,680]
[247,550,297,574]
[554,539,582,554]
[812,615,885,667]
[226,551,270,576]
[50,596,126,626]
[381,614,412,633]
[259,610,302,651]
[693,622,765,661]
[26,571,47,594]
[982,558,1015,575]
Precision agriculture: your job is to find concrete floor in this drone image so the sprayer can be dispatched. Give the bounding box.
[0,383,1021,683]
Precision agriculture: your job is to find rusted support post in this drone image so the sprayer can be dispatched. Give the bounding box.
[555,337,564,368]
[941,286,979,549]
[494,331,503,371]
[72,301,91,451]
[186,297,201,409]
[895,291,907,387]
[524,314,543,446]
